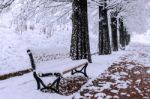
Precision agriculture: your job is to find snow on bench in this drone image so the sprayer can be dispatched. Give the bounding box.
[27,49,88,93]
[30,47,69,63]
[36,59,88,75]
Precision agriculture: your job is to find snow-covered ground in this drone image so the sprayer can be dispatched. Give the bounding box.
[132,30,150,44]
[1,40,150,99]
[0,49,126,99]
[0,27,70,75]
[1,22,150,98]
[0,23,128,99]
[0,1,150,98]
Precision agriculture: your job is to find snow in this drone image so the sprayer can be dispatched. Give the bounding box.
[0,50,126,99]
[1,0,149,76]
[131,30,150,44]
[125,42,150,67]
[0,27,29,75]
[0,1,150,99]
[35,59,88,74]
[146,70,150,74]
[0,19,128,99]
[0,27,70,75]
[0,3,99,75]
[0,23,150,99]
[87,51,126,77]
[0,73,70,99]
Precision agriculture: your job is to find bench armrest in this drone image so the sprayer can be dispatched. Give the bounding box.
[38,73,53,77]
[38,72,62,77]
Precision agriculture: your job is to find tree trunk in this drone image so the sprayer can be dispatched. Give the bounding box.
[117,17,120,49]
[124,28,130,46]
[126,33,131,45]
[111,17,118,51]
[70,0,92,63]
[119,19,126,48]
[98,0,111,55]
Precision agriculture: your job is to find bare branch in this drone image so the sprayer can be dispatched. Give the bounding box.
[0,0,15,12]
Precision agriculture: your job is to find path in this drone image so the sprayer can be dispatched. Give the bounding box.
[73,60,150,99]
[73,43,150,99]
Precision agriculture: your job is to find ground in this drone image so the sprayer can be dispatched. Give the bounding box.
[73,60,150,99]
[0,42,150,99]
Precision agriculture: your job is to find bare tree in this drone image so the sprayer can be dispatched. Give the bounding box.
[0,0,15,13]
[70,0,92,63]
[98,0,111,55]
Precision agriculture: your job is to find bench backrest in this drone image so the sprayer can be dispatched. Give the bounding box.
[27,50,36,70]
[27,48,69,64]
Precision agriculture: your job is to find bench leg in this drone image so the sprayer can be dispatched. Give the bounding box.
[40,76,61,93]
[49,76,61,93]
[71,63,88,77]
[33,72,61,93]
[33,72,47,90]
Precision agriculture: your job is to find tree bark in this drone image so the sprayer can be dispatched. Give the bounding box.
[126,33,131,45]
[111,17,118,51]
[124,28,130,46]
[119,19,126,48]
[70,0,92,63]
[98,0,111,55]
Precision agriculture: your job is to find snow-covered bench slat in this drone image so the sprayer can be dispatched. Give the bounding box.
[35,59,88,75]
[27,49,88,93]
[63,62,88,74]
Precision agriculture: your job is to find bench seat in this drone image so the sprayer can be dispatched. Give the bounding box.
[36,59,88,75]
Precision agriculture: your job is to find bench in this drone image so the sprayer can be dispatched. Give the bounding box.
[27,49,88,93]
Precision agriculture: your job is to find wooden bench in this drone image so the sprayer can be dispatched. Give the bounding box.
[27,49,88,93]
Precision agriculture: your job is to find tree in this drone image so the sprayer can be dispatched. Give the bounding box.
[70,0,92,63]
[124,27,130,46]
[98,0,111,55]
[111,13,118,51]
[97,0,149,51]
[0,0,14,13]
[119,18,126,48]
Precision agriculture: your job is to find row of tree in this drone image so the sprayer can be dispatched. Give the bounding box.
[0,0,149,64]
[70,0,131,63]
